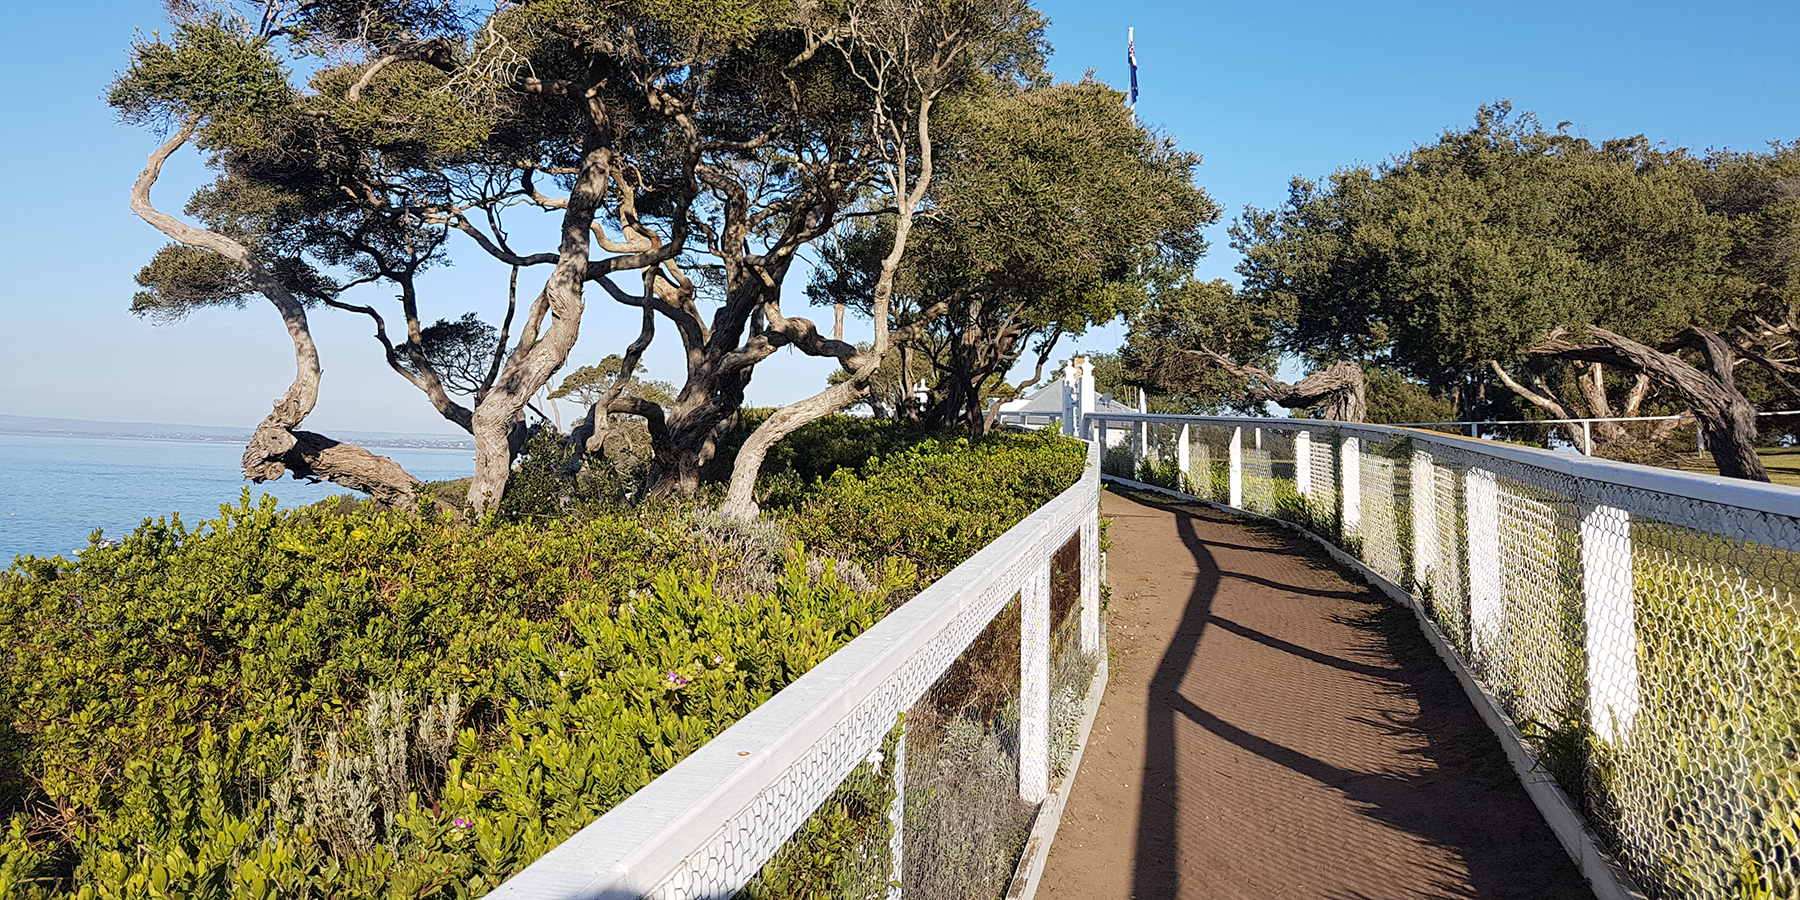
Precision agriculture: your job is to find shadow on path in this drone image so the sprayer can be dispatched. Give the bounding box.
[1038,489,1592,900]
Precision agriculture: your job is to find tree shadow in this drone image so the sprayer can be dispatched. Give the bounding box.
[1121,493,1592,900]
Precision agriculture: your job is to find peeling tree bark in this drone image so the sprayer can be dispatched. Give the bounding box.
[1189,349,1368,422]
[130,120,427,508]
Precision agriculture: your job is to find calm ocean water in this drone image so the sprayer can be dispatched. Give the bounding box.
[0,432,474,562]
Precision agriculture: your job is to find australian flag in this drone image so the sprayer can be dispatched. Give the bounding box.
[1128,28,1138,106]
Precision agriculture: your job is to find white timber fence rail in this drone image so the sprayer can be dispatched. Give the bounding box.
[488,440,1104,900]
[999,357,1800,900]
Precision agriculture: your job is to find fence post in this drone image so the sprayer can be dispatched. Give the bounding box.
[1579,503,1639,741]
[1411,451,1438,593]
[1019,557,1051,803]
[1466,468,1502,659]
[1061,363,1078,438]
[1296,430,1313,496]
[1229,426,1244,508]
[1176,425,1191,493]
[1341,436,1362,532]
[1081,512,1101,655]
[886,731,905,900]
[1137,389,1148,456]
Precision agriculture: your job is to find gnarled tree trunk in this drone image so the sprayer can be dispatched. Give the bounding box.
[131,120,428,509]
[1190,349,1368,422]
[465,137,615,513]
[1527,326,1768,481]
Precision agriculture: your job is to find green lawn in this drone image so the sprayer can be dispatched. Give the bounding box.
[1669,446,1800,488]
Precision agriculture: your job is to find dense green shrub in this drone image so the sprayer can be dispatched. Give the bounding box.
[784,428,1088,581]
[758,418,934,493]
[0,497,907,898]
[0,425,1087,898]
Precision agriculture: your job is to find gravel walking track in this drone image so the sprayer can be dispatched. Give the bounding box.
[1035,488,1594,900]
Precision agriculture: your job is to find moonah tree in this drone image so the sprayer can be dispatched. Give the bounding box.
[113,0,710,511]
[807,78,1216,434]
[118,0,1006,512]
[1227,103,1798,476]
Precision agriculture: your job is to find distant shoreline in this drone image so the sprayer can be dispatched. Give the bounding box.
[0,414,475,452]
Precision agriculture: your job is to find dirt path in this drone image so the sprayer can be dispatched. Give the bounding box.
[1037,489,1594,900]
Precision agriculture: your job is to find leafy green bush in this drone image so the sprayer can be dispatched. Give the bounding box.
[1135,456,1182,491]
[0,426,1088,898]
[759,418,934,492]
[784,428,1088,582]
[0,496,907,898]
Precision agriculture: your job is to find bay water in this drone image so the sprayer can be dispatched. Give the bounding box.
[1,432,474,562]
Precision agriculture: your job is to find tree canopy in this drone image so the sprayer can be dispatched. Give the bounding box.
[113,0,1059,511]
[1127,102,1798,476]
[1231,102,1744,385]
[810,78,1216,430]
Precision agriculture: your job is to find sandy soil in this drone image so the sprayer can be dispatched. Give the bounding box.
[1035,489,1595,900]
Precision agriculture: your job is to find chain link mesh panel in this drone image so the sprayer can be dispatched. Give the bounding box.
[1243,448,1274,514]
[1488,475,1583,728]
[1613,517,1800,899]
[1307,430,1339,525]
[1184,445,1212,500]
[1358,453,1405,585]
[737,727,902,900]
[1428,461,1471,659]
[1195,425,1234,504]
[903,595,1035,899]
[1049,533,1102,780]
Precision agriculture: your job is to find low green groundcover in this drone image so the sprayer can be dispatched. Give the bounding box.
[0,425,1084,899]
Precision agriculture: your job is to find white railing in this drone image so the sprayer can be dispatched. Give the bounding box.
[490,441,1102,900]
[1382,408,1800,455]
[1000,405,1800,900]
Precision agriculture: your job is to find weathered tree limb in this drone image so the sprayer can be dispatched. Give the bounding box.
[981,324,1063,433]
[571,276,659,459]
[717,11,957,517]
[1487,360,1586,446]
[1728,312,1800,396]
[480,266,521,403]
[1188,348,1367,422]
[344,38,457,102]
[1526,326,1768,481]
[130,118,428,507]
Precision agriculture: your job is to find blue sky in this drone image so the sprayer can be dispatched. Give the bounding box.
[1,1,1795,435]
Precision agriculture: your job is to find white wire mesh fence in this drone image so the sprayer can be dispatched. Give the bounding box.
[488,443,1104,900]
[1042,408,1800,900]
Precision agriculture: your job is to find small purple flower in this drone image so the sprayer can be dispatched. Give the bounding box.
[453,817,472,829]
[712,655,723,665]
[666,671,690,688]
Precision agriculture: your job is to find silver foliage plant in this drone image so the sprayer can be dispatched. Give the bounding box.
[272,691,464,858]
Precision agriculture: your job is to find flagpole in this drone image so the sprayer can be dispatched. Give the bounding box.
[1127,26,1138,123]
